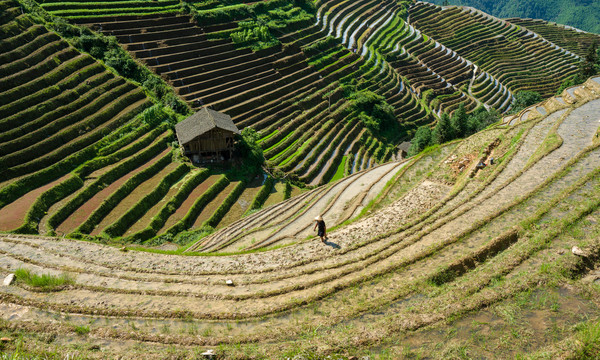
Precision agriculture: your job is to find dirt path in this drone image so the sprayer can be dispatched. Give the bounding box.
[0,174,70,231]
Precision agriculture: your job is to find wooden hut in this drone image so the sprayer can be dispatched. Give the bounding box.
[397,141,411,159]
[175,107,241,163]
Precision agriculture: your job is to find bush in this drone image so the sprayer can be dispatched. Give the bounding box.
[236,128,265,173]
[432,113,453,145]
[408,126,432,156]
[510,90,542,114]
[350,90,398,141]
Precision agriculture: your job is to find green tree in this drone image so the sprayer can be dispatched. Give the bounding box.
[350,90,398,141]
[432,113,453,145]
[408,126,432,156]
[237,128,265,172]
[450,104,468,138]
[580,41,599,77]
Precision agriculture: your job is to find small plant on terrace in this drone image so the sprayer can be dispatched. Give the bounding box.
[14,268,74,292]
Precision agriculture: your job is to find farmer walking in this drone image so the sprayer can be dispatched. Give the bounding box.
[314,215,328,243]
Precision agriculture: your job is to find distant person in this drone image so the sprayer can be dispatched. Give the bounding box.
[314,215,327,243]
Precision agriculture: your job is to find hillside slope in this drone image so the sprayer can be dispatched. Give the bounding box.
[1,76,599,358]
[428,0,600,34]
[1,0,599,249]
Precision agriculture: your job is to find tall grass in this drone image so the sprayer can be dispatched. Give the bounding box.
[14,268,74,291]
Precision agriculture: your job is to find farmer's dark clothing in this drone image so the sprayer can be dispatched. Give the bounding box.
[317,220,326,237]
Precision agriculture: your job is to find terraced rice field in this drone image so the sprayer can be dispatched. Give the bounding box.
[1,79,599,358]
[408,2,590,98]
[18,0,594,184]
[0,3,276,244]
[2,0,600,356]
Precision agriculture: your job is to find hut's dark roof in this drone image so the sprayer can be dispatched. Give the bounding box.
[398,141,411,152]
[175,107,240,145]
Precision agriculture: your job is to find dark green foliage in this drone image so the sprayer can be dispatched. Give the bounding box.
[579,41,599,77]
[408,126,432,156]
[408,106,500,157]
[237,128,265,173]
[465,106,500,134]
[350,90,399,141]
[450,104,468,138]
[511,91,543,114]
[556,73,587,95]
[230,22,277,50]
[141,105,176,128]
[104,48,142,81]
[283,181,292,200]
[432,113,453,145]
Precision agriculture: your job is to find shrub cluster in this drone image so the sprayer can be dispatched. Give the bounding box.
[408,104,500,156]
[350,90,399,142]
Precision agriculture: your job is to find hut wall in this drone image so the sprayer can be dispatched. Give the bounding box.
[184,129,235,155]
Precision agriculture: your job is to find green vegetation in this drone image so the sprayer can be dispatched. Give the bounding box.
[14,268,74,291]
[237,128,265,174]
[556,42,599,94]
[18,0,190,115]
[511,91,543,114]
[428,0,600,34]
[409,105,500,156]
[350,90,399,142]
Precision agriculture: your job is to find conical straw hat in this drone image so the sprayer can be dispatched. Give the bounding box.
[315,215,323,221]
